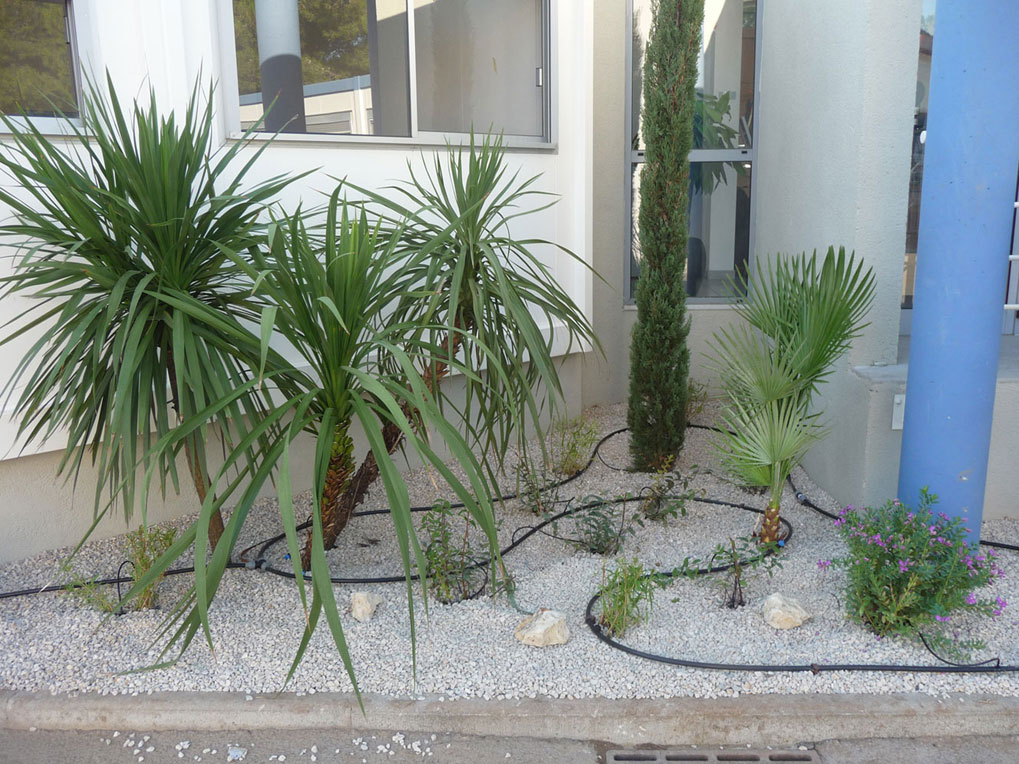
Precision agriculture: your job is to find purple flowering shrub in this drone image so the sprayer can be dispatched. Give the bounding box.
[831,488,1005,656]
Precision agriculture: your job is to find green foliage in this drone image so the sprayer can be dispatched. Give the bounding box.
[831,490,1006,659]
[515,449,560,517]
[133,135,597,696]
[549,414,599,477]
[560,497,640,557]
[686,379,709,422]
[61,524,177,612]
[598,557,666,638]
[639,457,697,523]
[708,247,874,540]
[60,562,118,614]
[691,91,742,193]
[421,501,484,604]
[676,536,783,609]
[0,76,293,539]
[123,525,178,610]
[0,0,77,116]
[628,0,703,470]
[346,132,600,470]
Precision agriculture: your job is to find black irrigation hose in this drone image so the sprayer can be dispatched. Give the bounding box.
[3,424,1019,677]
[0,562,249,602]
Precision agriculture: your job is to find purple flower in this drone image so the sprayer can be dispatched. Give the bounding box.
[898,560,910,574]
[965,593,978,605]
[935,615,950,623]
[817,560,832,571]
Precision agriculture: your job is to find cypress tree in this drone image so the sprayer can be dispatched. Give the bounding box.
[628,0,702,469]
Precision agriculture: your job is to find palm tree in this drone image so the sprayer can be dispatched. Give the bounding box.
[710,247,875,543]
[0,76,295,550]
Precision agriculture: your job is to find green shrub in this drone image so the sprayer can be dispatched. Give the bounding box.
[675,535,783,609]
[421,501,484,604]
[830,489,1006,658]
[640,456,696,523]
[563,496,640,556]
[62,524,177,612]
[597,557,666,638]
[549,414,599,477]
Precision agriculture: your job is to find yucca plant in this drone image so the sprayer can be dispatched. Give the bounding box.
[316,132,601,559]
[0,75,295,549]
[709,247,875,543]
[132,197,510,692]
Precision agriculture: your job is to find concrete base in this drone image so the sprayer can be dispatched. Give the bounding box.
[4,691,1019,747]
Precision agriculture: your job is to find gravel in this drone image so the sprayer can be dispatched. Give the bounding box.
[2,403,1019,701]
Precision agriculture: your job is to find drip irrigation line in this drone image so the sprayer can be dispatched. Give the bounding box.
[3,424,1018,678]
[0,562,248,602]
[787,477,1019,553]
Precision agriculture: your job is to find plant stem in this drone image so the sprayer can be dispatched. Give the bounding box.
[167,351,225,552]
[760,500,782,545]
[303,424,355,570]
[326,330,464,550]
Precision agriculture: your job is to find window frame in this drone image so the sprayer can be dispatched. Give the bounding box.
[0,0,83,135]
[624,0,763,304]
[224,0,554,147]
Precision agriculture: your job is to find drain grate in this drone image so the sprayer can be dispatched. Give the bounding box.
[606,748,819,763]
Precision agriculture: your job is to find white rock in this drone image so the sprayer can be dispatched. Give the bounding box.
[350,592,384,623]
[762,593,810,630]
[227,746,247,761]
[514,608,570,647]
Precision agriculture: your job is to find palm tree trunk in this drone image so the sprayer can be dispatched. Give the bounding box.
[322,331,464,553]
[302,425,355,570]
[759,500,782,545]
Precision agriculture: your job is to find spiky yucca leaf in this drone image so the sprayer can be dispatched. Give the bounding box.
[0,75,297,543]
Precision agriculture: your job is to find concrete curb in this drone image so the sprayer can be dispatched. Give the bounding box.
[3,691,1019,745]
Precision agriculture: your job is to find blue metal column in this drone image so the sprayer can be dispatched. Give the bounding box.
[898,1,1019,538]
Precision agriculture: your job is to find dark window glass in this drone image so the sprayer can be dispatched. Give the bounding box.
[234,0,409,137]
[0,0,78,117]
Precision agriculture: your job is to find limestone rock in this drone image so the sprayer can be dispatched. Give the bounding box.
[515,608,570,647]
[762,593,810,630]
[350,591,383,623]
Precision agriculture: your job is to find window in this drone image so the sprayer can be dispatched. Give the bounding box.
[626,0,759,301]
[0,0,78,118]
[233,0,549,140]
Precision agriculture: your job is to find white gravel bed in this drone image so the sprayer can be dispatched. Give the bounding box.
[2,403,1019,701]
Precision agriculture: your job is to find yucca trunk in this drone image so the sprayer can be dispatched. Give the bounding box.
[303,424,355,570]
[322,332,464,554]
[759,500,782,545]
[167,352,225,551]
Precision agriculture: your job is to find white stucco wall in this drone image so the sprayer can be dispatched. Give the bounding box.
[0,0,594,562]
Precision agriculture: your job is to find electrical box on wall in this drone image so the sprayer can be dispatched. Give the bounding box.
[892,394,906,430]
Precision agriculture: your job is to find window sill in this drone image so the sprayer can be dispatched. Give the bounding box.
[0,116,83,138]
[227,130,558,153]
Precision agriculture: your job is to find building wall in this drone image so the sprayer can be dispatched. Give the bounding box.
[586,0,929,507]
[0,0,594,561]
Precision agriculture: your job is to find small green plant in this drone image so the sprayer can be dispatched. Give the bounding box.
[61,524,177,612]
[123,525,177,609]
[686,379,709,422]
[829,489,1006,659]
[597,557,666,638]
[675,535,783,609]
[640,457,698,523]
[421,501,483,604]
[515,449,560,516]
[563,496,641,556]
[708,247,875,543]
[549,414,600,477]
[60,562,118,613]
